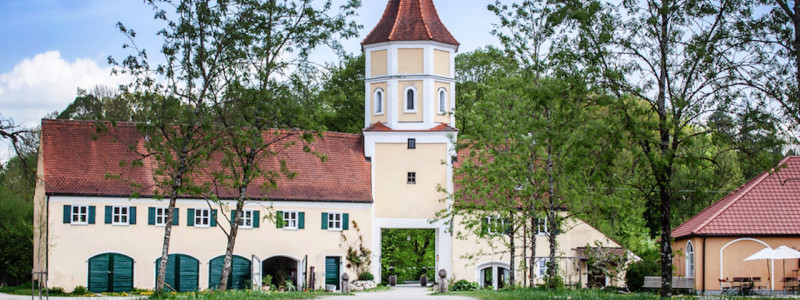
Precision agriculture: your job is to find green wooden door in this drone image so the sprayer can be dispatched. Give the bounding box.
[88,253,133,293]
[209,255,251,290]
[156,254,199,292]
[325,257,340,290]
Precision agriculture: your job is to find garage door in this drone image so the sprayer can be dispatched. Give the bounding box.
[88,253,134,293]
[155,254,199,292]
[209,255,251,290]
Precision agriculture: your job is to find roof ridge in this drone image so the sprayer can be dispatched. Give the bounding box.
[690,169,772,235]
[389,0,402,42]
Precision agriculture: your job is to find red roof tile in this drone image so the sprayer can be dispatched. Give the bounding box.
[362,0,459,46]
[672,156,800,238]
[41,119,372,203]
[363,122,458,132]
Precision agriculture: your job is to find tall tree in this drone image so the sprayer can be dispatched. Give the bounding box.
[110,0,233,292]
[559,0,743,296]
[318,54,365,134]
[208,0,361,291]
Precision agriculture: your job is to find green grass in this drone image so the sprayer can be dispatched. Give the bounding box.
[441,288,782,300]
[147,290,328,299]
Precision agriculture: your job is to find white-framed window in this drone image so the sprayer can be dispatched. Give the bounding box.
[327,212,343,230]
[195,208,210,227]
[155,207,169,226]
[686,241,695,278]
[485,216,507,235]
[438,88,447,114]
[403,86,417,112]
[374,89,384,115]
[537,218,548,235]
[71,205,88,225]
[535,258,550,278]
[112,206,129,225]
[238,210,254,229]
[283,211,298,229]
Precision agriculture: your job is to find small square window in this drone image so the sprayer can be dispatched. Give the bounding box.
[238,210,254,228]
[283,211,298,229]
[407,172,416,184]
[155,207,169,226]
[71,205,88,224]
[195,208,210,227]
[328,212,342,230]
[537,218,548,235]
[112,206,129,225]
[408,139,416,149]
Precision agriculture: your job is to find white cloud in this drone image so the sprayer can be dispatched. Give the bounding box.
[0,50,130,128]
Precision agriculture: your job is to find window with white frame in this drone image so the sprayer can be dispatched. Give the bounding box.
[238,210,254,228]
[283,211,298,229]
[112,206,129,225]
[327,212,343,230]
[686,241,695,277]
[71,205,88,224]
[438,88,447,114]
[536,258,550,278]
[195,208,210,227]
[485,216,507,235]
[404,87,417,112]
[537,218,548,235]
[374,89,384,114]
[155,207,169,226]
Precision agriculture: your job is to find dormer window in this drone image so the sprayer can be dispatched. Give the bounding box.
[404,86,417,113]
[374,89,384,115]
[438,88,447,114]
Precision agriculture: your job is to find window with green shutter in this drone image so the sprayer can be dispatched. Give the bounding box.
[66,205,91,225]
[276,211,284,228]
[321,213,328,230]
[187,208,195,226]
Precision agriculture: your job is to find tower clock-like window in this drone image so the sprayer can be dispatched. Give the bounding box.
[404,86,417,113]
[374,89,384,114]
[438,88,447,114]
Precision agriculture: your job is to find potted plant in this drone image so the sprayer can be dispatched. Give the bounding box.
[261,275,272,291]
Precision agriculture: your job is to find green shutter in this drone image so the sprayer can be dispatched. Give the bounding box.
[276,211,284,228]
[210,209,217,227]
[187,209,195,227]
[63,205,71,223]
[321,213,328,230]
[88,206,96,224]
[298,212,305,229]
[105,206,112,224]
[148,207,156,225]
[129,207,136,225]
[173,208,179,226]
[481,218,489,236]
[343,213,349,230]
[230,210,238,225]
[253,211,260,228]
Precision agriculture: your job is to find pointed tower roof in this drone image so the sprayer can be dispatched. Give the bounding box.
[362,0,459,47]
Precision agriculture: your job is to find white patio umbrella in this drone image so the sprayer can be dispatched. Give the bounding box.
[744,247,775,290]
[773,246,800,285]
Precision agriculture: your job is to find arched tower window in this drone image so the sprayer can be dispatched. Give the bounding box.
[438,88,447,114]
[686,241,694,278]
[404,86,417,112]
[374,89,384,114]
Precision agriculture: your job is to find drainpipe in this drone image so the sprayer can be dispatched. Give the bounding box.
[46,195,50,283]
[702,237,706,295]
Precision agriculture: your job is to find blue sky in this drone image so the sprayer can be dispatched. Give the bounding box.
[0,0,500,132]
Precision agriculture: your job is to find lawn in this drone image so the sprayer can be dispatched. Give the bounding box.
[442,288,779,299]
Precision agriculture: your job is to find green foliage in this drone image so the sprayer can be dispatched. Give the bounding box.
[451,280,480,291]
[317,55,365,134]
[358,271,374,281]
[0,151,35,286]
[544,275,564,290]
[447,288,666,300]
[625,255,660,292]
[342,221,372,275]
[380,229,435,282]
[57,86,143,122]
[71,286,89,295]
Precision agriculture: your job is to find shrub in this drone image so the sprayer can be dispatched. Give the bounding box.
[544,275,564,290]
[358,271,375,281]
[450,279,479,291]
[46,287,65,294]
[625,258,659,292]
[71,286,88,295]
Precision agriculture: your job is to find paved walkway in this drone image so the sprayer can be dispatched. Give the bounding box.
[320,285,475,300]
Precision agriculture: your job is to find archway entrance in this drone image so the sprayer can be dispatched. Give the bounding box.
[262,256,299,290]
[380,228,435,284]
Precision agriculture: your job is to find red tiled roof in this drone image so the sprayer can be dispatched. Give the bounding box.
[363,122,458,132]
[362,0,459,46]
[41,119,372,203]
[672,156,800,238]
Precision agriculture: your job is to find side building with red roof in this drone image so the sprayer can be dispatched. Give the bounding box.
[671,156,800,293]
[32,0,634,293]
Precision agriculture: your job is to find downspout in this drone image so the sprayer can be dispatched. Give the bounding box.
[46,195,50,284]
[702,237,706,294]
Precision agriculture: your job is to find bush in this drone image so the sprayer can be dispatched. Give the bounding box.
[544,275,564,290]
[450,279,479,291]
[71,286,88,295]
[358,271,375,281]
[46,287,65,294]
[625,257,660,292]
